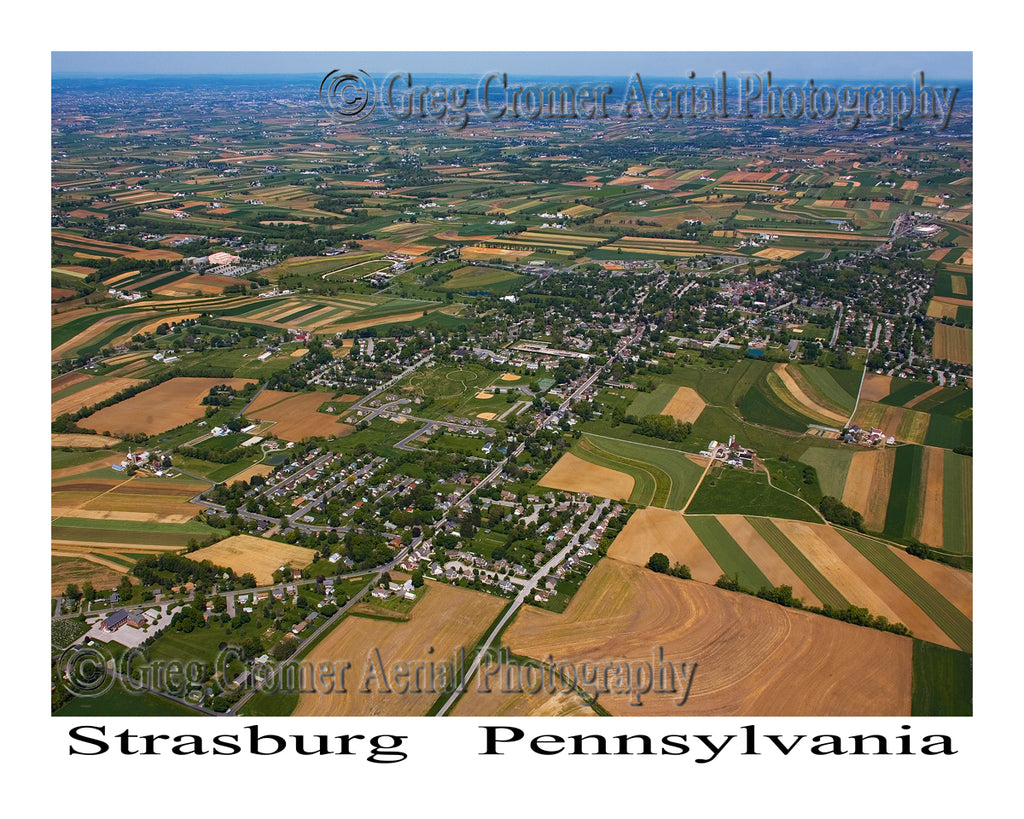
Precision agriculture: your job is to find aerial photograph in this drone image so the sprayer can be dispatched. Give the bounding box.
[49,51,973,720]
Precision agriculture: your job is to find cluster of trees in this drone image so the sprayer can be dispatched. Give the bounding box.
[646,553,692,579]
[133,552,237,589]
[630,414,693,442]
[714,575,910,636]
[818,496,864,531]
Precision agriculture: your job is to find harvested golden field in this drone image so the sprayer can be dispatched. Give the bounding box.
[933,323,972,365]
[505,559,912,716]
[753,247,802,260]
[185,534,315,584]
[842,448,896,531]
[717,515,823,606]
[51,433,121,448]
[51,376,145,420]
[293,582,505,716]
[82,377,254,436]
[771,520,957,650]
[52,476,208,522]
[661,386,706,424]
[915,446,946,549]
[860,372,892,402]
[461,246,534,261]
[245,390,356,442]
[538,452,634,501]
[608,508,722,583]
[926,298,959,319]
[453,684,593,717]
[225,463,275,485]
[852,402,929,445]
[52,556,127,596]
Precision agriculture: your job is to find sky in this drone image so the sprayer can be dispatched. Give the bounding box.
[51,51,973,82]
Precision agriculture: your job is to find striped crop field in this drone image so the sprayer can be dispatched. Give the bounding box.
[839,531,972,652]
[685,515,772,591]
[745,517,849,609]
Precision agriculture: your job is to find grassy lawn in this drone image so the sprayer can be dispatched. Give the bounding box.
[687,466,822,522]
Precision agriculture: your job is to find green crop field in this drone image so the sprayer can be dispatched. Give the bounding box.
[911,639,972,716]
[798,445,854,499]
[687,467,822,522]
[685,515,772,591]
[745,517,848,608]
[839,530,972,652]
[883,445,924,540]
[577,433,705,509]
[941,451,972,556]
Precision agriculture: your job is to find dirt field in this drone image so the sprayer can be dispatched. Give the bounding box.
[477,412,497,420]
[504,559,912,715]
[607,508,722,583]
[51,434,121,448]
[475,392,494,399]
[842,448,896,531]
[859,372,892,403]
[537,452,634,501]
[500,373,521,381]
[933,324,972,365]
[661,386,706,424]
[915,446,946,549]
[717,515,824,606]
[245,390,356,442]
[185,534,315,584]
[293,582,505,716]
[52,376,146,420]
[82,377,255,436]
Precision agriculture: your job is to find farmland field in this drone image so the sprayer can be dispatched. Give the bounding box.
[292,582,505,716]
[184,534,316,584]
[81,377,255,436]
[537,452,634,501]
[245,389,356,441]
[504,559,913,715]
